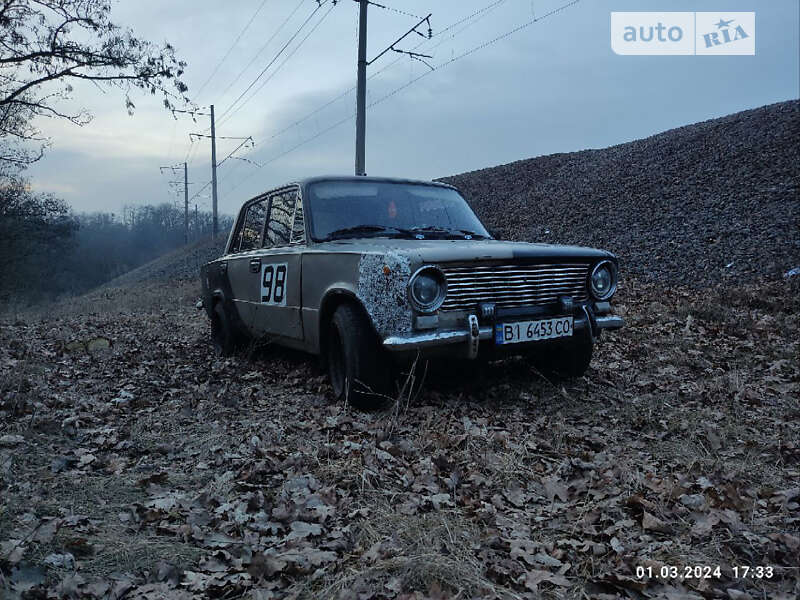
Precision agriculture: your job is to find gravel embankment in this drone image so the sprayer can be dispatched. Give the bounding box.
[105,101,798,291]
[101,236,227,288]
[440,100,800,287]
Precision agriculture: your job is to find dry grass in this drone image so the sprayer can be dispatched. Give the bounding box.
[17,279,203,320]
[300,498,496,599]
[1,275,798,598]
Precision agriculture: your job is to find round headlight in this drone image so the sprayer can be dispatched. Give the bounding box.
[408,266,446,313]
[589,261,617,300]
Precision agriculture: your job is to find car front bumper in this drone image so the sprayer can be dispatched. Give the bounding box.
[382,311,624,355]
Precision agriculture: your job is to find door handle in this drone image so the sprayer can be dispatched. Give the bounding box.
[249,258,261,273]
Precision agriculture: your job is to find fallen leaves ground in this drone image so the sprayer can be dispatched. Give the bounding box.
[1,277,798,599]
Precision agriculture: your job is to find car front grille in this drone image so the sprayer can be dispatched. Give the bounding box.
[440,262,591,312]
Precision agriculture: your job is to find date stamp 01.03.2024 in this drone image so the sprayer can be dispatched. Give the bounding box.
[635,565,775,581]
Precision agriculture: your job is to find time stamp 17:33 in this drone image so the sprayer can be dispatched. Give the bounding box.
[635,565,775,580]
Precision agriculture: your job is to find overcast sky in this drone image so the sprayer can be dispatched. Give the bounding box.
[25,0,800,217]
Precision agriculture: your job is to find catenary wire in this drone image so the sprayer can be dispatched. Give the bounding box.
[216,0,331,123]
[256,0,510,146]
[223,0,579,195]
[215,0,307,107]
[220,0,512,181]
[182,0,507,182]
[216,1,336,128]
[193,0,272,103]
[368,2,425,20]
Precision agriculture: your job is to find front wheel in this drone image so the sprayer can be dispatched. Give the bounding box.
[327,303,392,410]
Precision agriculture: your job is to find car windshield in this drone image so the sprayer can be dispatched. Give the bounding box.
[307,180,491,241]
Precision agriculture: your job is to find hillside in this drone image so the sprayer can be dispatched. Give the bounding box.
[441,99,800,287]
[2,103,798,600]
[100,236,227,288]
[99,101,799,292]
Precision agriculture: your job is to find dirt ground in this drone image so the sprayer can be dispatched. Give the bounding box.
[1,276,798,599]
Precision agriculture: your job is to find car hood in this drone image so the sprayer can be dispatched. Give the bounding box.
[312,238,615,264]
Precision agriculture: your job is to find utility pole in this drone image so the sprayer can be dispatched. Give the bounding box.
[195,204,199,240]
[355,0,368,176]
[210,104,219,239]
[188,124,252,239]
[353,4,432,176]
[183,162,189,245]
[159,163,189,244]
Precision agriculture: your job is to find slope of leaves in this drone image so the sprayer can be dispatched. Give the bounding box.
[1,278,798,599]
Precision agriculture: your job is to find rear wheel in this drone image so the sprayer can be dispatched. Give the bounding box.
[211,302,239,357]
[327,303,392,410]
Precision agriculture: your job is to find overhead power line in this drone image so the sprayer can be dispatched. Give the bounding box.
[224,0,580,194]
[257,0,511,147]
[216,0,331,123]
[367,0,580,108]
[193,0,272,102]
[217,1,337,128]
[436,0,508,37]
[219,0,511,179]
[215,0,307,106]
[217,137,256,168]
[366,1,425,20]
[188,135,256,202]
[185,0,506,180]
[190,180,212,203]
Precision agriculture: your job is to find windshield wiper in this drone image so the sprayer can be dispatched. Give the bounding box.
[409,226,489,239]
[324,224,410,240]
[324,224,489,241]
[455,229,490,239]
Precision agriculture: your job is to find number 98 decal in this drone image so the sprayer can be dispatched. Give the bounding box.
[261,263,288,306]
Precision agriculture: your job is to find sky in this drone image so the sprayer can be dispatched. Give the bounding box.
[24,0,800,217]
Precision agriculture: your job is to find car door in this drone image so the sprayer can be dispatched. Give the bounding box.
[253,186,305,341]
[225,195,270,335]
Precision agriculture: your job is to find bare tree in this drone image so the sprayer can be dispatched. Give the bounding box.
[0,163,77,301]
[0,0,189,163]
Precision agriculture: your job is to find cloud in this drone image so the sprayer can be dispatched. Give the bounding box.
[16,0,800,215]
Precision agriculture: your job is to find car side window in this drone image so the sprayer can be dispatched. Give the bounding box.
[237,199,268,252]
[265,189,296,247]
[290,193,305,245]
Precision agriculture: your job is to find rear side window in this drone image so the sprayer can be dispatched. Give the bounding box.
[290,194,306,244]
[237,199,268,251]
[266,190,296,247]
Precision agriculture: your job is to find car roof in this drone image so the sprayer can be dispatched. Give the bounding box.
[297,175,456,189]
[238,175,460,209]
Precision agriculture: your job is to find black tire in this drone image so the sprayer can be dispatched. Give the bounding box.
[211,301,238,357]
[327,303,392,410]
[535,326,593,380]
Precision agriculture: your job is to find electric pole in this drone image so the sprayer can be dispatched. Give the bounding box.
[210,104,219,239]
[188,125,253,240]
[353,3,432,176]
[355,0,368,176]
[195,204,199,240]
[184,162,189,244]
[159,163,190,245]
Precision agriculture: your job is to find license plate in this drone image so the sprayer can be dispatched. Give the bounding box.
[494,317,573,345]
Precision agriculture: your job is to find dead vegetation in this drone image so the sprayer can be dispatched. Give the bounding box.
[1,276,798,599]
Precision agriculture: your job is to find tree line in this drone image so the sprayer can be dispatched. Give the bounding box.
[0,163,229,305]
[0,1,200,307]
